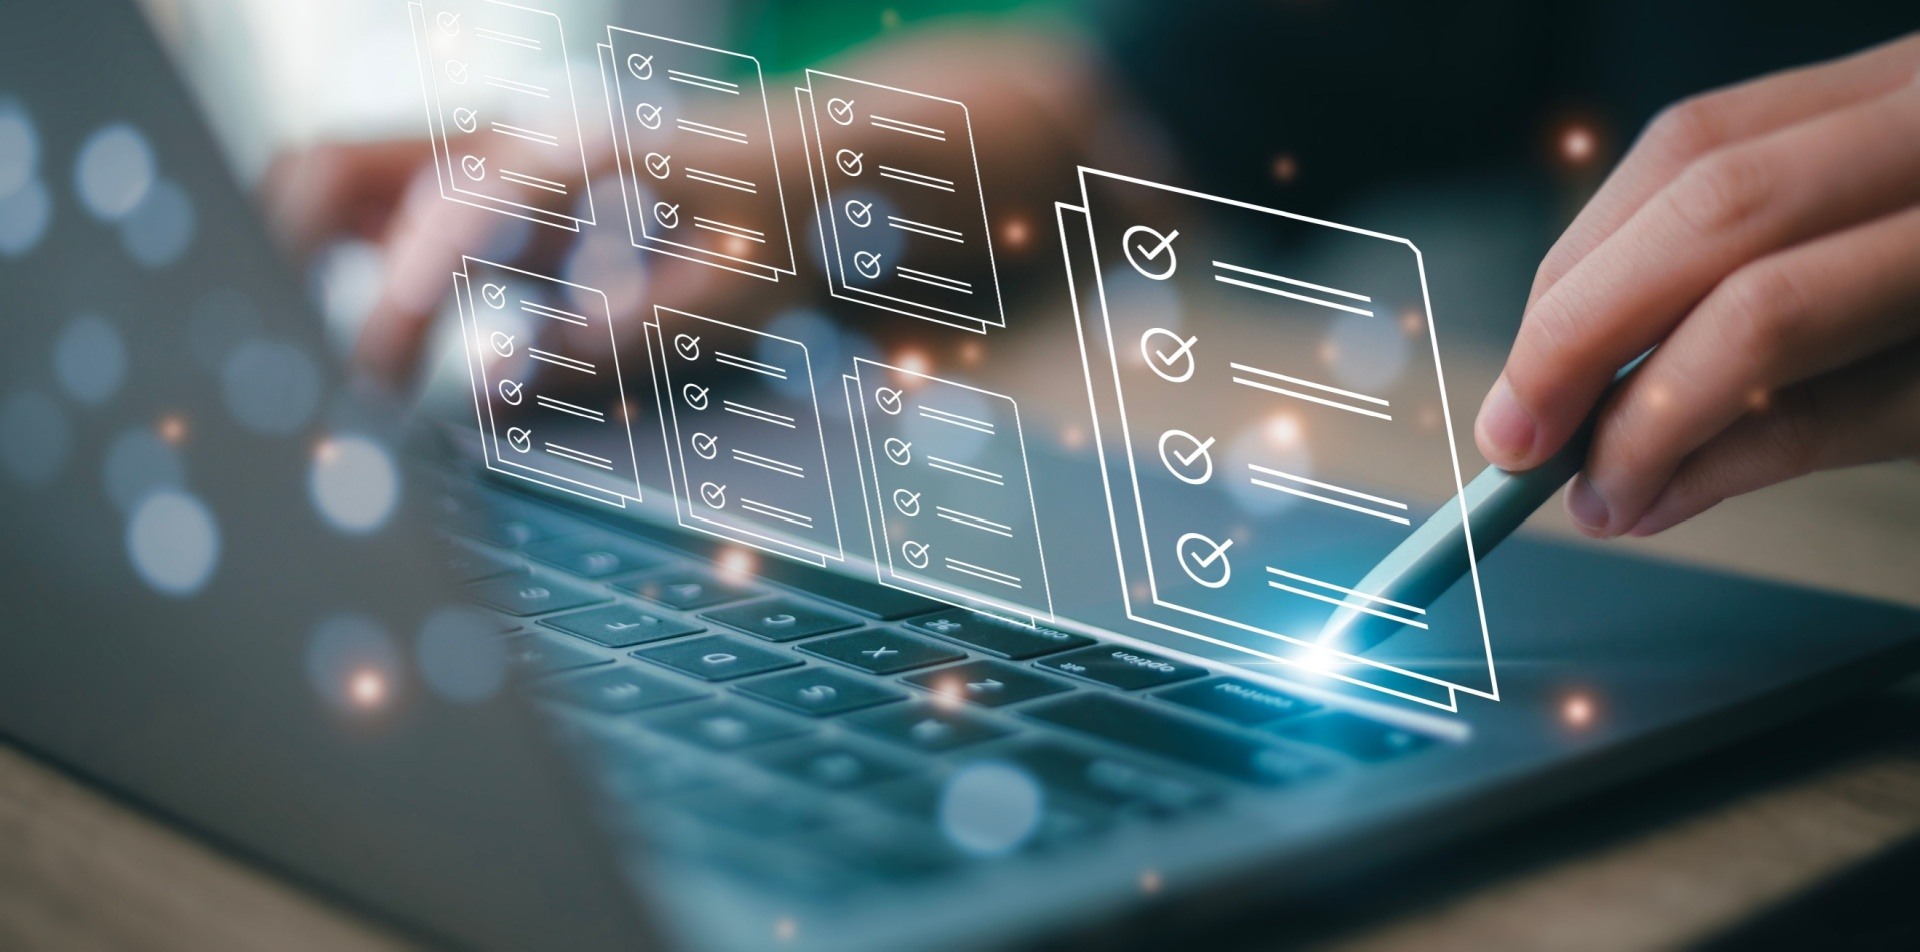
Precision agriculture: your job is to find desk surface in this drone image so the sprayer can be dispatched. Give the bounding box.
[3,462,1917,950]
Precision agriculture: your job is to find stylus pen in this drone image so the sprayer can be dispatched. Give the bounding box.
[1319,357,1645,655]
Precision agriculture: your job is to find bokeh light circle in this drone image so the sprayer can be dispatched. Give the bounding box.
[306,613,402,713]
[103,426,186,513]
[119,177,196,268]
[222,339,322,435]
[0,389,70,486]
[415,606,508,703]
[126,490,220,597]
[53,314,128,405]
[938,761,1043,856]
[74,122,155,220]
[309,435,400,534]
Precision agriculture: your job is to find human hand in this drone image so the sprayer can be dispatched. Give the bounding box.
[1475,33,1920,538]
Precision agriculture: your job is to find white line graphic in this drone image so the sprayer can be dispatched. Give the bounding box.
[535,394,605,422]
[713,351,787,380]
[876,165,955,191]
[886,215,965,243]
[895,266,973,294]
[491,122,558,147]
[473,27,540,50]
[740,498,814,529]
[919,405,994,434]
[1266,567,1426,615]
[1213,260,1372,303]
[926,455,1004,486]
[684,167,756,193]
[935,505,1014,537]
[1231,373,1392,420]
[1229,362,1389,407]
[723,400,797,428]
[667,69,739,94]
[946,558,1022,589]
[732,448,805,478]
[1246,463,1406,510]
[869,114,946,141]
[521,299,588,327]
[545,442,613,471]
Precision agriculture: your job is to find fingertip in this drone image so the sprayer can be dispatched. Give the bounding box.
[1475,376,1539,468]
[1626,487,1693,537]
[1564,474,1615,537]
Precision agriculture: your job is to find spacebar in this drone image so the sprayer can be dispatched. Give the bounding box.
[1021,694,1323,786]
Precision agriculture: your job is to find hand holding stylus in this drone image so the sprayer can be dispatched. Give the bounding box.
[1474,34,1920,539]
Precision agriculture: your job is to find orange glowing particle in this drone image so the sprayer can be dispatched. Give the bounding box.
[1266,413,1302,448]
[1271,153,1297,183]
[1061,424,1086,449]
[959,341,983,365]
[1401,309,1424,336]
[1562,692,1596,728]
[349,670,387,708]
[1747,388,1771,412]
[773,918,799,942]
[717,547,757,583]
[1001,217,1030,250]
[1139,869,1162,894]
[158,414,189,445]
[1560,124,1596,165]
[894,348,931,377]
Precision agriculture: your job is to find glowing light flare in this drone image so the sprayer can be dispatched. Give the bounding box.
[1264,412,1303,449]
[1560,124,1597,165]
[349,669,389,709]
[773,917,798,942]
[1400,308,1423,336]
[891,348,932,381]
[1271,153,1297,183]
[717,547,757,584]
[1000,216,1030,250]
[1561,691,1597,729]
[1139,869,1162,894]
[158,413,189,445]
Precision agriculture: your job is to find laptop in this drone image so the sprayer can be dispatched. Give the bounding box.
[2,3,1917,949]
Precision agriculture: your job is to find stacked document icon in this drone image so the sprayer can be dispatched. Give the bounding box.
[798,71,1005,333]
[408,0,596,231]
[1061,168,1494,711]
[844,359,1052,624]
[453,256,642,507]
[598,28,796,280]
[646,307,843,565]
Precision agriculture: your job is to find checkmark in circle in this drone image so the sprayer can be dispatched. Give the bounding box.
[853,251,883,280]
[1138,327,1199,384]
[1122,224,1180,280]
[436,11,461,35]
[674,333,701,361]
[1157,429,1215,485]
[884,437,912,466]
[453,107,478,134]
[901,540,930,569]
[481,283,506,309]
[691,432,718,460]
[444,60,469,85]
[844,200,873,228]
[654,202,680,228]
[874,387,904,415]
[461,155,487,181]
[645,151,671,179]
[506,427,532,454]
[635,102,662,130]
[835,148,864,176]
[489,331,515,358]
[827,97,856,126]
[497,379,523,406]
[627,53,654,80]
[700,482,727,509]
[682,383,709,410]
[892,488,921,516]
[1175,532,1232,589]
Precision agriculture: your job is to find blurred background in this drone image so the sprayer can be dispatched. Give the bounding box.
[126,0,1918,606]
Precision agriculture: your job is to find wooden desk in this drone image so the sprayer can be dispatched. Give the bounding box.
[3,464,1917,950]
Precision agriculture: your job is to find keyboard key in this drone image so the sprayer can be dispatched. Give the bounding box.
[439,540,523,583]
[736,668,905,717]
[1022,694,1328,786]
[751,737,914,790]
[702,598,859,643]
[846,703,1013,753]
[1265,712,1436,762]
[1001,741,1217,817]
[905,609,1094,660]
[523,533,669,579]
[466,575,610,616]
[503,632,610,676]
[1034,645,1207,691]
[800,629,965,675]
[1156,678,1321,726]
[646,701,811,751]
[542,604,702,648]
[537,667,706,714]
[635,634,800,682]
[614,568,763,611]
[902,660,1072,708]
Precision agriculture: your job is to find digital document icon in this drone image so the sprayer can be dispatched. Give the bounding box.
[843,358,1051,625]
[407,0,597,231]
[598,27,796,281]
[1060,167,1493,712]
[452,256,642,507]
[645,306,842,565]
[797,71,1005,333]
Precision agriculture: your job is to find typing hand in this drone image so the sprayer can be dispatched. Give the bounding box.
[1476,34,1920,538]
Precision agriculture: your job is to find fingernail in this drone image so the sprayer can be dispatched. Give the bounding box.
[1565,475,1611,536]
[1627,490,1687,537]
[1476,377,1536,466]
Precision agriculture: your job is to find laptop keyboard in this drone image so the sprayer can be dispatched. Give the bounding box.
[439,480,1444,893]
